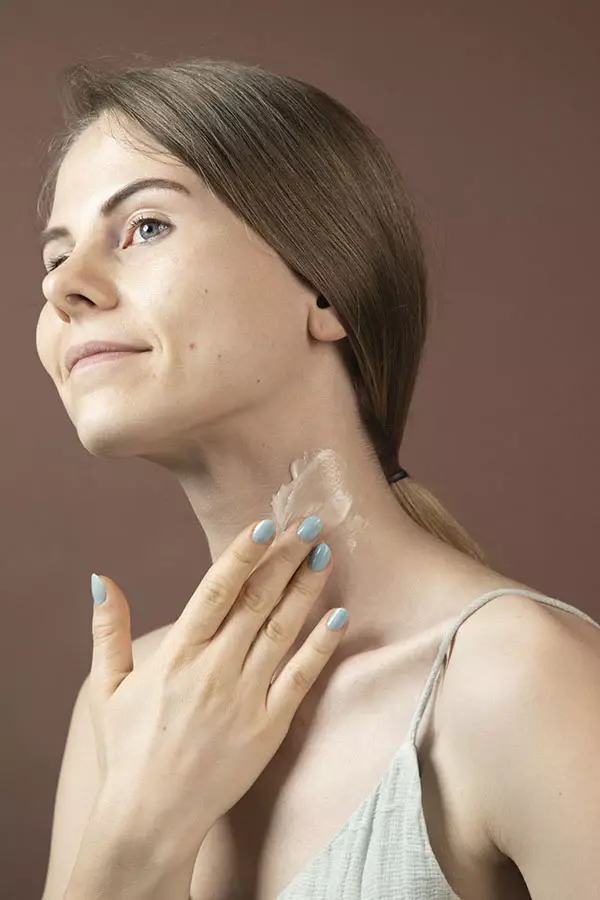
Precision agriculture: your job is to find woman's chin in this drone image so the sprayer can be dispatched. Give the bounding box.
[75,424,147,459]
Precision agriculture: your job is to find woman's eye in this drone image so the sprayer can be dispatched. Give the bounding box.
[43,216,170,273]
[128,216,170,245]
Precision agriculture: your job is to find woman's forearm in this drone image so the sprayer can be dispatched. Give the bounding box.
[63,782,205,900]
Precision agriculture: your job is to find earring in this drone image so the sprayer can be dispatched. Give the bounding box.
[316,295,331,309]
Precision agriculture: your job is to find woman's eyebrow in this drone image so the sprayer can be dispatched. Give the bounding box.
[40,177,192,252]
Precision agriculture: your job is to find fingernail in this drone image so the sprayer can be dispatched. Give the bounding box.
[327,608,348,631]
[308,543,331,571]
[297,515,323,542]
[91,573,106,605]
[252,519,276,544]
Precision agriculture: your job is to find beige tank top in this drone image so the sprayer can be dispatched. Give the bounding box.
[277,588,600,899]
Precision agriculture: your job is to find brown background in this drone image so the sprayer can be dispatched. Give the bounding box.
[2,1,599,896]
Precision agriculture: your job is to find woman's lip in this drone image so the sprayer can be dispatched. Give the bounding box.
[70,349,150,373]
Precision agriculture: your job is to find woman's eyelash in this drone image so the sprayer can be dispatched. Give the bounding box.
[45,254,68,273]
[44,215,171,273]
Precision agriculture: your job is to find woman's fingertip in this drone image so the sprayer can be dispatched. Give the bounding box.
[251,519,277,544]
[91,573,107,605]
[326,608,348,631]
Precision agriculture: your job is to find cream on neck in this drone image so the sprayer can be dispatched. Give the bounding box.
[269,448,370,553]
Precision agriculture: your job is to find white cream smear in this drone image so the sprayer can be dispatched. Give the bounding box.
[269,448,370,553]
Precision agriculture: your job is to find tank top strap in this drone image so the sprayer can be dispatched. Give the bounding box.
[406,587,600,746]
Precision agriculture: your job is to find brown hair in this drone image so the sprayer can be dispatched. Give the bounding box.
[38,57,487,564]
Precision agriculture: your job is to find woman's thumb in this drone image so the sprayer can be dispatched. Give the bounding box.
[90,573,134,699]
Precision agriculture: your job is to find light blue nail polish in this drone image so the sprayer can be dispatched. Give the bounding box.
[91,573,106,605]
[308,543,331,571]
[327,608,348,631]
[252,519,276,543]
[297,515,323,542]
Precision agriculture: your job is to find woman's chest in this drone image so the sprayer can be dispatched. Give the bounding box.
[186,658,496,899]
[188,623,531,900]
[188,654,427,898]
[188,732,511,900]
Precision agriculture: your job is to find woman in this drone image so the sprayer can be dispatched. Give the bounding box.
[37,59,600,900]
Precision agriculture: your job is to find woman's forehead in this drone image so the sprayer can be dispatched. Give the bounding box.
[59,117,175,182]
[49,120,194,223]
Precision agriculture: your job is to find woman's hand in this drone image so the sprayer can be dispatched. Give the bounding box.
[87,515,346,870]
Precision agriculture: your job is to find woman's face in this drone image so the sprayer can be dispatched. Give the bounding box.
[36,113,321,464]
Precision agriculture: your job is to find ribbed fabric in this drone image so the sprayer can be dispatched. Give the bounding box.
[278,589,600,899]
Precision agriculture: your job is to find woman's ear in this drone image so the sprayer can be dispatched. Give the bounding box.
[309,295,347,342]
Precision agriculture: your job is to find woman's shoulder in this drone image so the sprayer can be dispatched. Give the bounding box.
[449,582,600,660]
[436,579,600,717]
[431,582,600,894]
